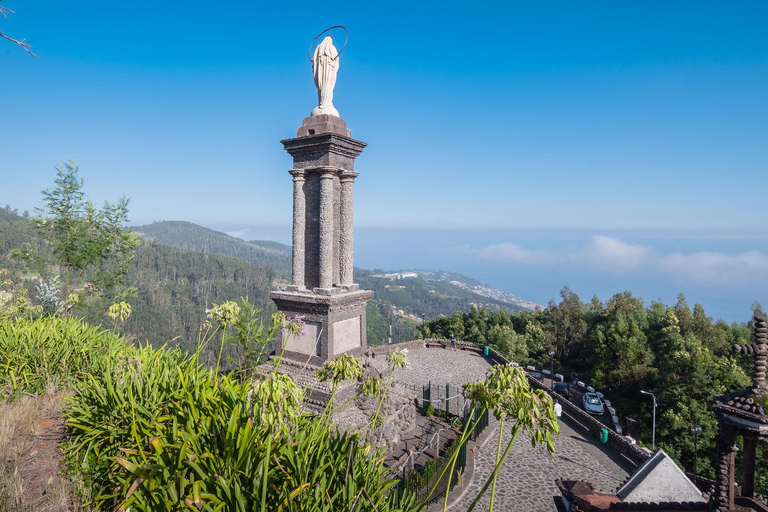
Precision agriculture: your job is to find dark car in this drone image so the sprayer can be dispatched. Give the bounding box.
[554,382,570,399]
[529,371,543,382]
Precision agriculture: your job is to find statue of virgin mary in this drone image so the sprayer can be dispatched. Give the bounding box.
[311,35,340,117]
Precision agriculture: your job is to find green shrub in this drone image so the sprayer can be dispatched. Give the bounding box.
[0,316,123,396]
[1,316,421,511]
[60,323,419,511]
[425,405,435,417]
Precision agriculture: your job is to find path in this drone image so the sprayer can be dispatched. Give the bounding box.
[374,346,631,511]
[451,419,631,511]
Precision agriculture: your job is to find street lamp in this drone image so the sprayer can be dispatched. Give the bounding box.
[640,390,657,451]
[690,424,702,486]
[548,350,556,389]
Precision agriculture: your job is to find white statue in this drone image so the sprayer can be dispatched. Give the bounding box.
[311,35,340,117]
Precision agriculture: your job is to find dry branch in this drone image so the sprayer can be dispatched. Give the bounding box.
[0,1,38,57]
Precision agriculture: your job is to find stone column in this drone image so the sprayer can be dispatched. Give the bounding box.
[338,171,358,287]
[317,168,336,290]
[753,312,767,387]
[290,169,306,289]
[713,425,738,512]
[742,436,757,498]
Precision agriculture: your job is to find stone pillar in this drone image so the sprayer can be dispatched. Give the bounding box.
[713,425,738,512]
[290,169,306,289]
[742,436,757,498]
[338,171,358,287]
[317,168,336,290]
[753,312,767,387]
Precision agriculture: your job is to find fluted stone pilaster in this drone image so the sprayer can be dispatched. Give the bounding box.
[318,168,335,290]
[290,169,306,288]
[339,171,357,286]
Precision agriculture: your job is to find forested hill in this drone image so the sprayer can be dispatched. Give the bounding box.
[0,208,24,223]
[131,221,291,277]
[355,269,525,318]
[2,211,535,350]
[121,240,277,355]
[131,220,533,318]
[248,240,291,254]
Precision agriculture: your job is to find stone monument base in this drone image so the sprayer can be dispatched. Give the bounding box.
[270,288,372,366]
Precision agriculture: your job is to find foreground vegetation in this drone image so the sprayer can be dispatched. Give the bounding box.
[0,311,560,511]
[420,287,767,493]
[0,315,420,511]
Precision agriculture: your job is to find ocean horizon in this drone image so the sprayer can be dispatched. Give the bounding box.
[215,224,768,325]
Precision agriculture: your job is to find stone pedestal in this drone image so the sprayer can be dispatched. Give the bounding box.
[270,114,371,364]
[271,288,372,367]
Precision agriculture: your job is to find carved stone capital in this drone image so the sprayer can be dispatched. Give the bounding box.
[338,170,359,182]
[317,166,338,178]
[289,168,306,181]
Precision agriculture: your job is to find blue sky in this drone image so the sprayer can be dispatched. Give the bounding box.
[1,1,767,321]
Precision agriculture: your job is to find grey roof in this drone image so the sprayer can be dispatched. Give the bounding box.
[617,449,705,503]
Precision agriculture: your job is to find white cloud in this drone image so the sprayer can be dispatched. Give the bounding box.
[451,235,768,286]
[450,242,557,264]
[661,250,768,285]
[575,235,652,273]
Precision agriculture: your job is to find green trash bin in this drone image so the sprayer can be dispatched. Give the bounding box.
[600,428,609,444]
[484,346,489,356]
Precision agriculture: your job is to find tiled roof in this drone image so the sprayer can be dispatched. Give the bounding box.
[715,387,767,418]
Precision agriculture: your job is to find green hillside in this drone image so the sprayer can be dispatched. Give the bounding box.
[248,239,291,254]
[120,240,277,356]
[355,268,523,318]
[131,221,292,277]
[0,207,25,223]
[3,211,529,351]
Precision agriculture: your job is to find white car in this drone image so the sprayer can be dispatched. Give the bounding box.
[582,392,605,415]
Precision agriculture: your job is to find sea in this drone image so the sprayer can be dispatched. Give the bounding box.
[226,225,768,325]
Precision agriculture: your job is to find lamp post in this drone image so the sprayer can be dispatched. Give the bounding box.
[640,390,657,450]
[548,350,556,389]
[690,424,702,486]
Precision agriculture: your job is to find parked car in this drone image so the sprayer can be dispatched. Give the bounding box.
[530,371,543,382]
[582,392,605,415]
[554,382,570,399]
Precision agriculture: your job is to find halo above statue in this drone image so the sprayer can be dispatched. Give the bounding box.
[307,26,348,63]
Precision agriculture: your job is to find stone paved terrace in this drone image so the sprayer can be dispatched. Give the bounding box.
[368,344,493,390]
[451,420,632,511]
[369,346,632,511]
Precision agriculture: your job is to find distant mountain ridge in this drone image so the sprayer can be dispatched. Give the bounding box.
[131,221,541,316]
[413,269,544,311]
[248,240,291,254]
[130,221,291,277]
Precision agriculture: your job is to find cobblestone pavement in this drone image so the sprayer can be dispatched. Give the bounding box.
[371,348,631,512]
[370,346,493,390]
[451,420,631,511]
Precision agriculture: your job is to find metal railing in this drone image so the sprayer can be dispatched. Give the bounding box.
[393,404,489,506]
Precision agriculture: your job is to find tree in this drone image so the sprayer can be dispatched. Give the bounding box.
[592,311,652,393]
[0,1,37,56]
[487,324,512,357]
[545,286,587,360]
[34,159,139,313]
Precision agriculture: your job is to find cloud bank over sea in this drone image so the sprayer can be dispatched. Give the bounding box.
[450,235,768,286]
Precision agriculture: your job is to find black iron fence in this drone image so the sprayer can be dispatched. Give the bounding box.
[416,381,470,415]
[393,405,490,506]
